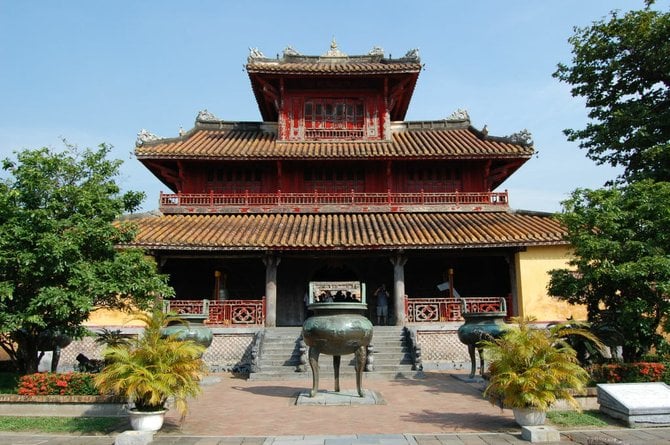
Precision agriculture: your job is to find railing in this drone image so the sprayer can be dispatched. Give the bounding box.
[160,190,508,211]
[164,298,265,326]
[405,295,512,323]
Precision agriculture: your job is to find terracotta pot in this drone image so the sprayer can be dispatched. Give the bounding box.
[128,408,167,431]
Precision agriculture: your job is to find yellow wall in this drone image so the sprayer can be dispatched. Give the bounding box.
[84,307,146,327]
[515,245,586,322]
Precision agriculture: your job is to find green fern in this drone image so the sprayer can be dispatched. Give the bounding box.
[94,309,207,416]
[481,317,604,411]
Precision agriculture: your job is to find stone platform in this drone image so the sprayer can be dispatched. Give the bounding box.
[295,389,385,406]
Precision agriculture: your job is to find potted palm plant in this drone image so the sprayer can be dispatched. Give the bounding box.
[94,308,207,431]
[481,317,603,426]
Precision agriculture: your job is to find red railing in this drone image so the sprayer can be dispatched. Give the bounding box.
[405,295,512,322]
[164,298,266,326]
[159,190,508,211]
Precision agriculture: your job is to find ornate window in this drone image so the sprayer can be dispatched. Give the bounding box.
[406,166,461,193]
[206,166,262,193]
[303,166,365,193]
[303,98,365,140]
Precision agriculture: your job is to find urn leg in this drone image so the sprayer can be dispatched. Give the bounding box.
[467,344,477,379]
[308,346,320,397]
[333,355,341,392]
[355,345,366,397]
[477,347,485,377]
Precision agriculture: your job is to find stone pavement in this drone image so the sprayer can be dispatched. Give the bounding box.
[2,372,670,444]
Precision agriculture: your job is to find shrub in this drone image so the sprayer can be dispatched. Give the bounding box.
[16,372,100,396]
[588,362,665,384]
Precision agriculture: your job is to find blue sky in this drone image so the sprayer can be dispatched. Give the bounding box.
[1,0,665,212]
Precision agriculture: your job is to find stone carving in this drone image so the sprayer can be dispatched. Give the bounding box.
[368,46,384,57]
[447,109,469,121]
[197,109,219,122]
[506,129,533,145]
[404,48,420,60]
[283,45,300,57]
[322,38,347,58]
[248,47,265,60]
[136,129,160,146]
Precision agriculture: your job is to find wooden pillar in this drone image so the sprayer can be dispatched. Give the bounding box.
[389,251,408,326]
[263,254,281,327]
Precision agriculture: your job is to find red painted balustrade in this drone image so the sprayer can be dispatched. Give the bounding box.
[404,295,512,322]
[160,190,508,210]
[164,298,266,326]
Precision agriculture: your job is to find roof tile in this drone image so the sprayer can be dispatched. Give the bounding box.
[124,212,565,251]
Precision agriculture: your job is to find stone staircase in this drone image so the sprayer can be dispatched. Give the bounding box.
[248,326,421,380]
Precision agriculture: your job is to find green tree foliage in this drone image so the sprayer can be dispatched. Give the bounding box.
[548,181,670,362]
[554,6,670,183]
[0,144,174,374]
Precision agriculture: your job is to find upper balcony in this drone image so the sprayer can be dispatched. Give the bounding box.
[159,190,509,214]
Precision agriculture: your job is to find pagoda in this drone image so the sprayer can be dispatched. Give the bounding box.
[127,41,573,329]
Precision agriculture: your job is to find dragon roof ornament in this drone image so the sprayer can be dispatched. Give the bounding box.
[136,129,161,146]
[196,109,220,122]
[447,109,469,121]
[506,129,533,146]
[403,48,420,61]
[248,47,266,61]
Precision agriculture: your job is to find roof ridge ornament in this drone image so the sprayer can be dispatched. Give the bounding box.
[283,45,301,57]
[197,109,219,122]
[403,48,420,61]
[136,129,161,146]
[368,46,384,57]
[248,47,266,61]
[506,129,533,146]
[322,38,347,58]
[447,109,469,121]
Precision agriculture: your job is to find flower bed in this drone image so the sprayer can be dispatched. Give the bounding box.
[588,362,666,384]
[0,372,126,417]
[0,393,127,417]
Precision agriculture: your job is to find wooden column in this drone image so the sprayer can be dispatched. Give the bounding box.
[390,252,408,326]
[263,254,281,327]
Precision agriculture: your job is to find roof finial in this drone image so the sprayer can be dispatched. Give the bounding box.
[322,37,347,58]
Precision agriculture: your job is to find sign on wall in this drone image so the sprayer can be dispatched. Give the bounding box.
[308,281,366,304]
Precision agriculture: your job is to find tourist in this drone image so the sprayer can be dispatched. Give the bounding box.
[374,284,389,325]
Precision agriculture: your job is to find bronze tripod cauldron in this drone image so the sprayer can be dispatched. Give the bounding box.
[302,302,373,397]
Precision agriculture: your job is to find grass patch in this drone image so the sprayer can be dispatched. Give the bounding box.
[547,410,610,427]
[0,416,126,433]
[0,373,19,394]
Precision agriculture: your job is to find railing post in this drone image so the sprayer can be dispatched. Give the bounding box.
[209,190,214,207]
[177,191,182,206]
[245,189,249,206]
[420,189,425,205]
[350,188,355,204]
[314,189,318,204]
[455,190,459,204]
[387,188,392,205]
[277,189,282,205]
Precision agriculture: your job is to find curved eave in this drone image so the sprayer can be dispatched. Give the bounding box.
[121,212,566,252]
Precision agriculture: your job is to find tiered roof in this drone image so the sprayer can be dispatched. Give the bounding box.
[125,211,566,252]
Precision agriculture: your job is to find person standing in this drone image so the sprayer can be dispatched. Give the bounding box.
[374,284,389,325]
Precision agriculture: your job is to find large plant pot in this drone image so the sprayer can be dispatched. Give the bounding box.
[512,407,546,426]
[128,408,167,431]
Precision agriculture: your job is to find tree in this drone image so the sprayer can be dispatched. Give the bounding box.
[0,144,174,374]
[553,6,670,183]
[547,180,670,362]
